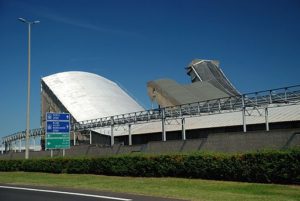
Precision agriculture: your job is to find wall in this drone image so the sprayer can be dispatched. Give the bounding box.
[1,128,299,159]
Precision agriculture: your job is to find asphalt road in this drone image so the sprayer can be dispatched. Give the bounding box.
[0,185,186,201]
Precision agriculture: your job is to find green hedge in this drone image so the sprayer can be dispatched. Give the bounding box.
[0,149,299,184]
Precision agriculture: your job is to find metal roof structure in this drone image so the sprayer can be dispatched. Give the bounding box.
[147,59,240,107]
[41,71,144,122]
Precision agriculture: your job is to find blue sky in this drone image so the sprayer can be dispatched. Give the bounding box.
[0,0,300,137]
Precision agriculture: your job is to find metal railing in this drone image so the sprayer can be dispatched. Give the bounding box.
[2,84,300,144]
[74,84,300,130]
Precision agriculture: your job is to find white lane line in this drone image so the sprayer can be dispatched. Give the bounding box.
[0,185,132,201]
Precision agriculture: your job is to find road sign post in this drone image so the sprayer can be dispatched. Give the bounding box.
[46,113,70,151]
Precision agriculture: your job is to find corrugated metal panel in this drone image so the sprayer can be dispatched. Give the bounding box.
[42,71,144,122]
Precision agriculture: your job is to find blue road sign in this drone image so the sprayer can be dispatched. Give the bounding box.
[46,113,70,121]
[46,112,70,150]
[46,121,70,132]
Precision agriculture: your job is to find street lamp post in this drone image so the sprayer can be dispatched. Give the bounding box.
[18,18,40,159]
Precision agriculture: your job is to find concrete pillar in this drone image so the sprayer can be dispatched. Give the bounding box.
[162,108,166,141]
[242,96,247,133]
[111,125,114,146]
[265,107,269,131]
[128,124,132,146]
[242,108,247,132]
[89,130,92,145]
[111,117,114,146]
[181,117,186,140]
[19,139,22,152]
[73,132,76,146]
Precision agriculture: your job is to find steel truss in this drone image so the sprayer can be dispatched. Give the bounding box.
[1,85,300,150]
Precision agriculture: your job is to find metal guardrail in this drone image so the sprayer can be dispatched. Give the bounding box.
[2,84,300,144]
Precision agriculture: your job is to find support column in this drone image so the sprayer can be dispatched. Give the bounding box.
[242,108,247,132]
[89,130,92,145]
[128,124,132,146]
[242,96,247,132]
[19,139,22,152]
[265,107,269,131]
[73,132,76,146]
[111,117,114,146]
[181,117,186,140]
[162,108,166,141]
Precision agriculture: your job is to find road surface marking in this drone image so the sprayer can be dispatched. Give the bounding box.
[0,185,132,201]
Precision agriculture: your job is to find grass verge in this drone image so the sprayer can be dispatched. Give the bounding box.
[0,172,299,201]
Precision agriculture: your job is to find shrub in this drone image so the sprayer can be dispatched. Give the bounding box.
[0,149,299,184]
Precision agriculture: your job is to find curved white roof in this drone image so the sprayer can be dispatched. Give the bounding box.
[42,71,144,122]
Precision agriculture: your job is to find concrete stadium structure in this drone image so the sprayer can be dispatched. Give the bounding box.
[1,60,300,157]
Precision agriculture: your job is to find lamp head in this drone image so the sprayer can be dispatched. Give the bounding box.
[18,18,27,23]
[18,18,40,24]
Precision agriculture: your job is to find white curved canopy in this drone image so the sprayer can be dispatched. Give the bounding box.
[42,71,144,122]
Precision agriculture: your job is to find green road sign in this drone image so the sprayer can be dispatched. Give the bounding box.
[46,133,70,139]
[46,138,70,149]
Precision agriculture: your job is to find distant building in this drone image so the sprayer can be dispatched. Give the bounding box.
[41,71,144,147]
[147,59,240,107]
[40,64,300,148]
[1,60,299,156]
